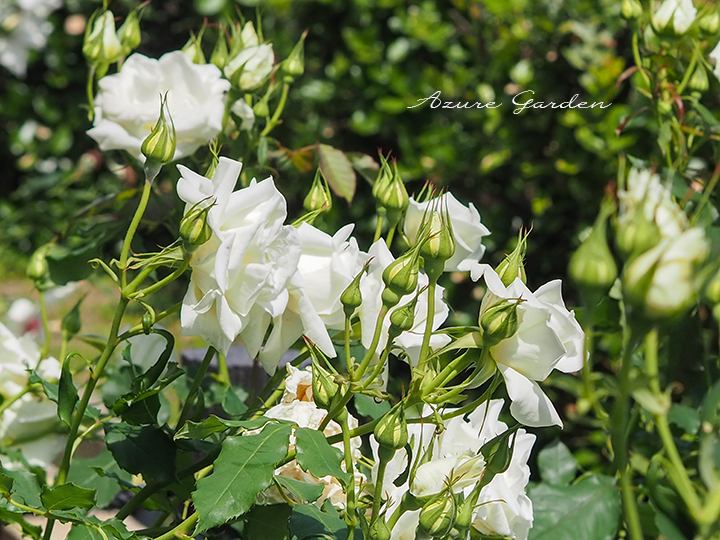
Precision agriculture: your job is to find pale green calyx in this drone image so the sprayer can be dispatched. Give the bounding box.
[141,93,177,166]
[382,249,420,307]
[341,260,371,317]
[621,0,643,19]
[310,351,339,411]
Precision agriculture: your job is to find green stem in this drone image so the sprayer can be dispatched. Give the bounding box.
[676,49,699,96]
[119,178,154,288]
[154,512,198,540]
[373,214,385,244]
[345,315,354,377]
[0,384,34,415]
[116,302,182,342]
[128,259,190,299]
[354,306,389,381]
[361,341,393,391]
[386,224,396,247]
[416,280,436,368]
[339,412,357,540]
[582,329,609,422]
[38,290,52,361]
[176,347,216,430]
[260,82,290,137]
[86,65,96,122]
[217,352,230,386]
[371,450,390,523]
[251,382,285,420]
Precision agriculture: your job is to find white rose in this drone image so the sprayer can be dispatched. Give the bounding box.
[0,321,60,396]
[359,240,451,370]
[653,0,697,34]
[259,223,367,370]
[624,227,709,319]
[87,51,230,161]
[281,365,314,404]
[0,0,60,77]
[177,157,301,368]
[372,400,535,540]
[476,266,568,428]
[403,193,490,272]
[225,43,274,91]
[618,167,688,239]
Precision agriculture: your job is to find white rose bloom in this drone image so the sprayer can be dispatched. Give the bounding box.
[403,193,490,272]
[259,223,367,370]
[624,227,709,319]
[359,240,451,369]
[177,157,301,369]
[256,367,363,509]
[0,0,61,77]
[653,0,697,34]
[618,168,688,239]
[475,266,568,428]
[710,42,720,82]
[4,298,40,339]
[0,322,60,396]
[372,400,535,540]
[87,51,231,162]
[230,99,255,131]
[224,42,275,91]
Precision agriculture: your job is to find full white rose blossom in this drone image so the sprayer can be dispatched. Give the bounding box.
[256,366,364,508]
[372,400,535,540]
[258,222,367,372]
[0,0,61,77]
[359,240,451,371]
[87,51,231,161]
[177,157,301,366]
[0,321,63,469]
[618,167,689,239]
[473,266,581,428]
[403,193,491,272]
[653,0,697,34]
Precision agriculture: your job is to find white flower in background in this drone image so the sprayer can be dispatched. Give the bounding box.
[624,227,709,319]
[403,192,490,272]
[653,0,697,34]
[224,22,274,90]
[177,157,301,366]
[230,99,255,131]
[87,51,230,161]
[475,266,569,428]
[0,0,61,77]
[259,223,367,371]
[0,322,60,396]
[359,240,451,368]
[710,42,720,82]
[3,283,79,342]
[618,167,688,239]
[256,366,363,509]
[372,400,535,540]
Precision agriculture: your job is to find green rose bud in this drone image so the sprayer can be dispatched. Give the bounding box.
[616,206,661,260]
[253,94,270,118]
[310,351,339,410]
[372,155,393,213]
[117,8,142,56]
[420,207,456,282]
[380,161,409,228]
[688,64,709,93]
[83,10,123,66]
[569,207,618,295]
[621,0,643,19]
[382,250,420,307]
[210,28,229,70]
[368,516,391,540]
[341,261,371,318]
[374,403,408,451]
[180,202,213,251]
[495,230,528,287]
[705,267,720,305]
[699,11,720,34]
[283,30,306,78]
[27,244,50,283]
[453,491,478,533]
[182,29,206,65]
[141,93,177,167]
[418,490,456,538]
[304,169,332,214]
[480,298,519,346]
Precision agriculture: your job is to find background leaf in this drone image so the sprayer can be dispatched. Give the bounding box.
[537,439,578,486]
[104,423,176,484]
[41,483,96,511]
[295,427,348,483]
[318,144,356,202]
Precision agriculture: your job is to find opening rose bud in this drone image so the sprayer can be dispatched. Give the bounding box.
[83,10,123,66]
[420,203,456,282]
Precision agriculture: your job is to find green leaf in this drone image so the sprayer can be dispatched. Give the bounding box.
[66,449,133,508]
[0,506,42,539]
[528,473,621,540]
[244,504,292,540]
[58,354,79,426]
[274,476,324,504]
[346,151,379,183]
[104,423,176,484]
[295,427,348,484]
[192,422,292,532]
[41,483,96,511]
[290,503,360,540]
[478,425,519,489]
[667,404,701,435]
[537,439,578,486]
[318,144,356,202]
[0,469,13,495]
[174,416,271,441]
[66,516,137,540]
[354,394,391,419]
[222,386,249,417]
[2,470,42,508]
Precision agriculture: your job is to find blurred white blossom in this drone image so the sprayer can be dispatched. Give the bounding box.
[0,0,61,77]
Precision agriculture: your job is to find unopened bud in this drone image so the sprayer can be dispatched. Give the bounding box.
[253,94,270,118]
[180,202,213,250]
[688,65,709,93]
[480,299,519,346]
[83,10,123,66]
[418,490,456,538]
[61,297,83,339]
[380,161,408,227]
[117,9,141,56]
[569,212,618,294]
[705,267,720,305]
[341,261,370,318]
[283,30,306,78]
[382,251,420,307]
[616,207,661,260]
[304,169,332,214]
[210,29,229,70]
[182,30,206,65]
[389,293,419,338]
[141,93,176,166]
[420,209,455,282]
[699,11,720,34]
[27,245,50,282]
[310,353,339,410]
[374,403,408,451]
[372,156,393,213]
[621,0,643,19]
[453,491,478,533]
[368,517,391,540]
[496,231,527,287]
